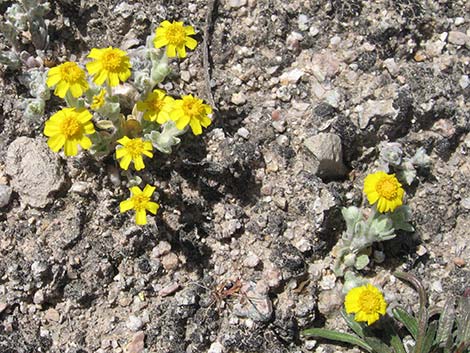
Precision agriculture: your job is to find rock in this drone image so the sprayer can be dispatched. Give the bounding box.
[152,241,172,258]
[233,281,273,322]
[459,75,469,89]
[126,315,143,331]
[158,282,180,297]
[0,302,7,314]
[317,289,342,316]
[44,308,60,322]
[228,0,247,8]
[304,133,347,179]
[448,31,469,46]
[243,253,260,268]
[126,331,145,353]
[357,99,398,129]
[5,137,64,208]
[208,342,224,353]
[237,127,250,139]
[383,58,399,76]
[310,51,340,82]
[0,184,12,207]
[279,68,304,85]
[231,92,247,105]
[161,253,179,271]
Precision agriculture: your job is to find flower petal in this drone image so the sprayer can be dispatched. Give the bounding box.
[64,139,78,156]
[47,135,65,152]
[135,209,147,225]
[146,201,159,215]
[143,185,156,197]
[119,154,132,170]
[120,199,134,213]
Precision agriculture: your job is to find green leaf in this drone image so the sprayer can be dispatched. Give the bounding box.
[393,306,418,340]
[364,336,393,353]
[301,328,373,352]
[435,298,455,349]
[341,310,366,338]
[355,254,370,270]
[383,318,407,353]
[419,321,438,353]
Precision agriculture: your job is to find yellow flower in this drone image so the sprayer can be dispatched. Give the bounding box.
[86,47,131,87]
[171,94,212,135]
[43,107,95,157]
[116,136,153,171]
[91,89,106,110]
[120,184,159,225]
[345,284,387,325]
[153,20,198,58]
[46,61,89,98]
[136,89,175,123]
[364,171,405,213]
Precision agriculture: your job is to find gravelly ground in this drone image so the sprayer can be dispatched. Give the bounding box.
[0,0,469,352]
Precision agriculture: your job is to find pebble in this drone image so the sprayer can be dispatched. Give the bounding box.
[357,99,398,129]
[228,0,247,8]
[125,331,145,353]
[286,32,304,51]
[152,241,172,258]
[303,133,347,179]
[158,282,180,297]
[70,181,89,195]
[272,120,286,133]
[5,137,65,208]
[455,17,465,26]
[33,290,45,305]
[383,58,399,76]
[453,257,466,267]
[44,308,60,322]
[279,68,304,85]
[231,92,247,105]
[237,127,250,139]
[126,315,143,331]
[459,75,469,89]
[298,14,310,31]
[0,302,7,313]
[448,31,469,46]
[208,342,224,353]
[180,70,191,82]
[0,184,12,207]
[317,289,342,316]
[243,253,260,268]
[161,253,179,271]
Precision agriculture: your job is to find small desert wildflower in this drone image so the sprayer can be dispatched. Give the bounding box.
[120,184,159,225]
[116,136,153,171]
[364,171,404,213]
[171,94,212,135]
[46,61,89,98]
[90,89,106,110]
[44,107,95,157]
[153,20,198,58]
[86,47,131,87]
[136,89,175,123]
[344,284,387,325]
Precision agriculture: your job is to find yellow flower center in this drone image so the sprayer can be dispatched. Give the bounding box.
[60,62,83,83]
[60,115,81,138]
[131,194,150,211]
[182,99,204,118]
[376,176,399,200]
[149,97,164,113]
[125,139,145,158]
[165,24,186,46]
[102,50,122,72]
[358,289,382,314]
